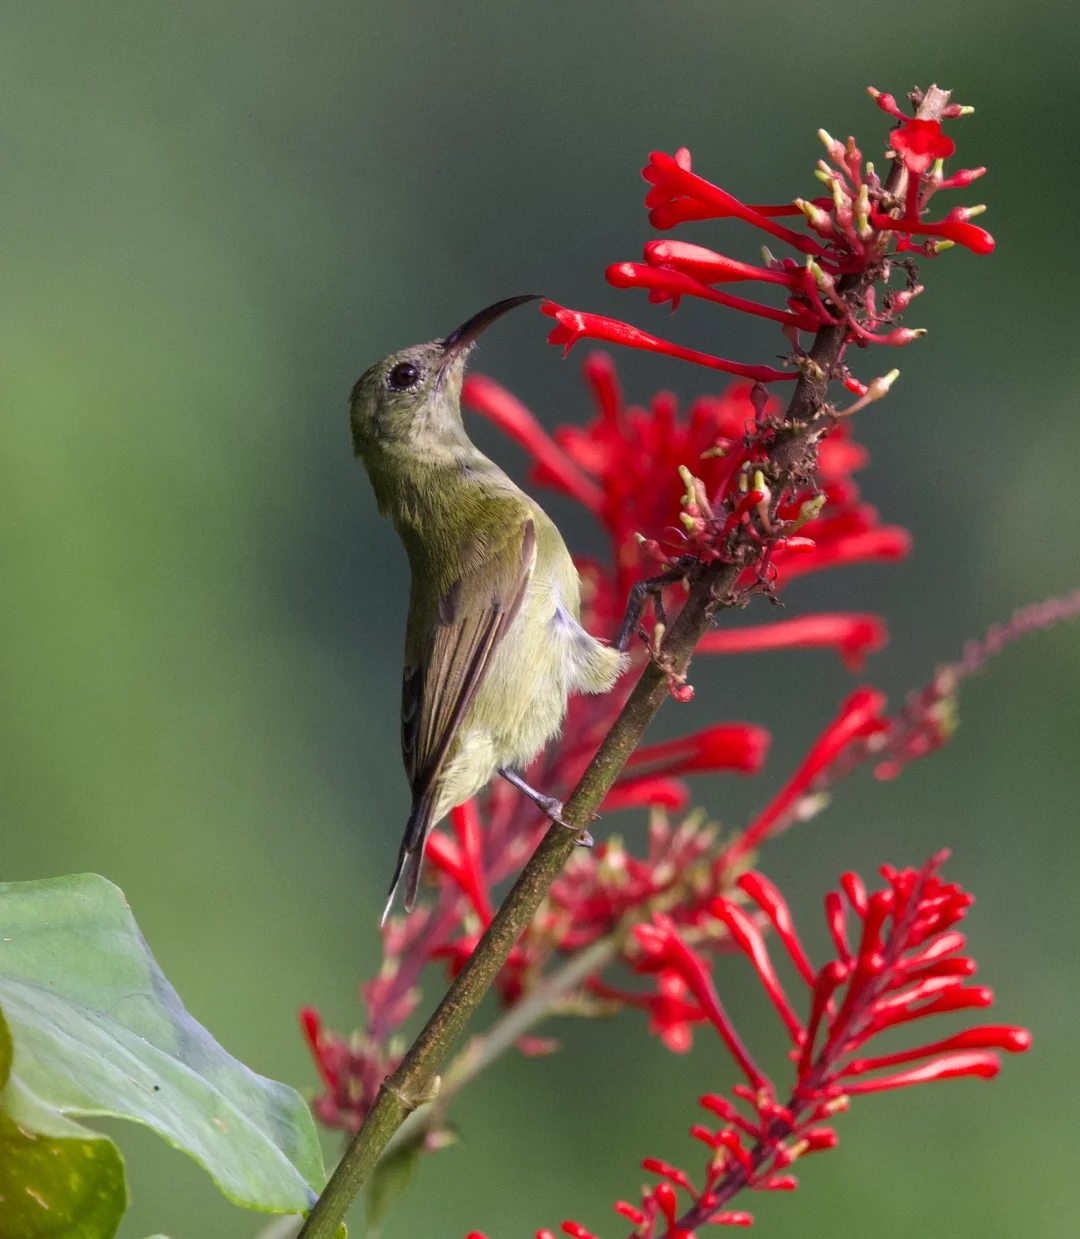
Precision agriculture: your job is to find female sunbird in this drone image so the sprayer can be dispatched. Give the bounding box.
[350,296,625,922]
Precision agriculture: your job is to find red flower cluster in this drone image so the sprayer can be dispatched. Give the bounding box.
[463,358,905,657]
[469,855,1030,1237]
[542,87,991,396]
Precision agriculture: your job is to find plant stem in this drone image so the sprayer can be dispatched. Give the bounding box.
[297,86,951,1238]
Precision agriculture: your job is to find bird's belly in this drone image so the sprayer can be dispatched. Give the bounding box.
[465,584,611,769]
[468,634,568,769]
[437,579,622,818]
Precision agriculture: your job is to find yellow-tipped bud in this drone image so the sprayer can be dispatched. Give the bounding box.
[795,197,832,231]
[787,492,826,533]
[834,368,900,418]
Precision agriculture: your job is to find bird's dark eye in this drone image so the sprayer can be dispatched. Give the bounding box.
[387,361,421,391]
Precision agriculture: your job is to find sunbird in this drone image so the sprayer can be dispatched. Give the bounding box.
[350,296,625,922]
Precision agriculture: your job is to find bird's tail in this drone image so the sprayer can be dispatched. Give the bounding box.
[381,792,440,926]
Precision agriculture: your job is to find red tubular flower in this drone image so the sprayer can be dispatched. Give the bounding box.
[888,117,956,174]
[606,261,816,329]
[768,527,912,585]
[697,613,887,671]
[643,239,798,287]
[600,775,691,813]
[642,149,826,255]
[424,803,494,924]
[601,722,769,813]
[871,210,995,255]
[594,970,709,1053]
[710,899,804,1044]
[620,724,772,780]
[836,1051,1001,1093]
[549,855,1029,1239]
[632,914,768,1089]
[542,302,797,384]
[298,1006,338,1092]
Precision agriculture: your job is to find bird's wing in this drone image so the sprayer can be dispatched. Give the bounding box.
[388,517,536,915]
[402,516,536,795]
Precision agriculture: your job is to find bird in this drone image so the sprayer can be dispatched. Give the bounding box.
[349,296,626,923]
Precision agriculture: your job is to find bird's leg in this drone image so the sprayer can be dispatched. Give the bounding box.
[497,768,594,847]
[615,563,694,652]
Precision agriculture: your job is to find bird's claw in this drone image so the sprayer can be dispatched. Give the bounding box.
[541,797,595,847]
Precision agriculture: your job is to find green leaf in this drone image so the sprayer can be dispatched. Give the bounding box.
[0,1004,127,1238]
[0,874,326,1216]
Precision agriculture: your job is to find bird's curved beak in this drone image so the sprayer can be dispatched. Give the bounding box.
[440,294,542,361]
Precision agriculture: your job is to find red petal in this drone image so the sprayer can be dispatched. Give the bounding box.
[840,1050,1001,1093]
[607,261,815,329]
[540,302,797,384]
[644,239,795,286]
[623,723,771,778]
[871,211,995,255]
[772,528,912,583]
[712,898,804,1044]
[841,1025,1031,1077]
[698,614,888,671]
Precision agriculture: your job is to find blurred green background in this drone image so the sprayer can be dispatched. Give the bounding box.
[2,2,1077,1236]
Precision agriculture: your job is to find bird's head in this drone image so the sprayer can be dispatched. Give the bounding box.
[349,295,539,457]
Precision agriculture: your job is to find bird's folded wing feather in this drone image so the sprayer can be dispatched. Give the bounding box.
[401,518,536,807]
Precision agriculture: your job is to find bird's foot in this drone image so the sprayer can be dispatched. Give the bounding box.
[497,768,594,846]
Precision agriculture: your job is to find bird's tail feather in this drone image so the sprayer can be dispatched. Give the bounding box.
[381,792,440,926]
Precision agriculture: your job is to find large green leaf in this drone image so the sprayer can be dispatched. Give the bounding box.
[0,874,325,1215]
[0,1003,127,1237]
